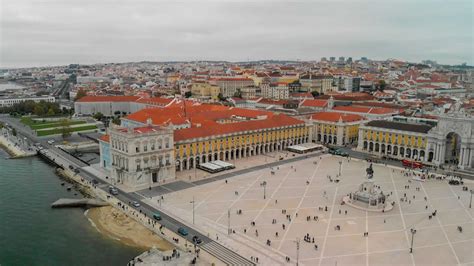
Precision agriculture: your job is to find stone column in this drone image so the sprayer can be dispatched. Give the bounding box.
[459,147,465,167]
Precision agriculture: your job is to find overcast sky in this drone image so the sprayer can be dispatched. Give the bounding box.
[1,0,472,68]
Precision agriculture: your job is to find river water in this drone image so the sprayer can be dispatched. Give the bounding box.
[0,149,144,265]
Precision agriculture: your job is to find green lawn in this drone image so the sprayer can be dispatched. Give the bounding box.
[21,116,87,130]
[30,120,86,130]
[36,125,97,137]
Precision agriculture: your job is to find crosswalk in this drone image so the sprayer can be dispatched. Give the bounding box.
[200,241,255,266]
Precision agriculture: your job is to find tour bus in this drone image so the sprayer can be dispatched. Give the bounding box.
[402,159,424,169]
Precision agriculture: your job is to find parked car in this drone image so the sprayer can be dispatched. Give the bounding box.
[177,227,189,236]
[153,213,162,220]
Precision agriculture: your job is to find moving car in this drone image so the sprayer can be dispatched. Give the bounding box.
[192,235,202,244]
[153,212,162,220]
[131,201,140,207]
[329,148,349,157]
[108,186,119,195]
[402,159,423,169]
[177,227,188,236]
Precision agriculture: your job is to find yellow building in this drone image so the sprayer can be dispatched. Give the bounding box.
[357,120,432,161]
[191,82,221,100]
[174,117,309,171]
[309,112,364,146]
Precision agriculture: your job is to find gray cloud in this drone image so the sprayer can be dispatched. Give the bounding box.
[1,0,472,68]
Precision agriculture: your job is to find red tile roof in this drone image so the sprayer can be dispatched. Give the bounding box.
[311,112,364,122]
[77,96,140,103]
[121,101,304,141]
[301,99,328,108]
[135,97,174,106]
[117,126,164,134]
[317,93,375,101]
[174,114,303,141]
[99,134,110,142]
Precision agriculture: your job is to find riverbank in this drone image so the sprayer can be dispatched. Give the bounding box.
[0,134,29,158]
[56,168,175,252]
[86,206,174,251]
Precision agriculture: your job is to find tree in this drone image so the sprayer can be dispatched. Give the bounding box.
[378,80,387,91]
[47,107,55,116]
[59,119,72,139]
[184,91,192,98]
[311,91,320,98]
[74,89,87,101]
[233,90,242,98]
[217,93,226,101]
[112,117,121,125]
[93,112,104,121]
[33,105,45,116]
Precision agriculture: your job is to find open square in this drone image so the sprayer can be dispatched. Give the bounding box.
[142,155,472,265]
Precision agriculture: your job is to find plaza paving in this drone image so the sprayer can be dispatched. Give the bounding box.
[143,155,474,266]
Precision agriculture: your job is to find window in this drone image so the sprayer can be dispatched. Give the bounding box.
[136,162,141,171]
[144,145,148,152]
[136,146,140,153]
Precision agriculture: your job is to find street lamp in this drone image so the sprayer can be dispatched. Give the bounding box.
[410,228,417,253]
[227,209,231,235]
[260,181,267,199]
[190,196,195,224]
[294,238,300,266]
[469,190,473,209]
[338,160,342,176]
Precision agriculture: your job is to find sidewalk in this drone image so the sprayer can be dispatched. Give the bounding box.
[0,134,36,157]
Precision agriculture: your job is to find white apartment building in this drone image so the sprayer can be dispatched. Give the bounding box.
[0,96,55,108]
[105,123,175,189]
[261,83,289,100]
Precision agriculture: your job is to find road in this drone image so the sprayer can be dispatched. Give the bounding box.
[0,115,254,266]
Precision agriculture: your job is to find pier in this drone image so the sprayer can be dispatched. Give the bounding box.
[51,198,109,208]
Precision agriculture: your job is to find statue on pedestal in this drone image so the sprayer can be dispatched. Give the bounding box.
[366,163,374,179]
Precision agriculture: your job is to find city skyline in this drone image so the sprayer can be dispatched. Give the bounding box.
[1,0,473,68]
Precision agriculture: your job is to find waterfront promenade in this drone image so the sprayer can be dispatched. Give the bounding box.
[2,114,473,265]
[0,116,253,265]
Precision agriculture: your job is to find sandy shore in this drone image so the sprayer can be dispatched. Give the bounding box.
[86,206,174,251]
